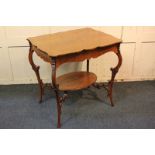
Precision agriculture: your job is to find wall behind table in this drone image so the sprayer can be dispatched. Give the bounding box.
[0,26,155,84]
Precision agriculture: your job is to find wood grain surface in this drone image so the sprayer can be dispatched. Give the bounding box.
[28,28,121,57]
[56,71,97,91]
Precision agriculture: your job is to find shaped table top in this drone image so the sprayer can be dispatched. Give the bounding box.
[28,28,121,57]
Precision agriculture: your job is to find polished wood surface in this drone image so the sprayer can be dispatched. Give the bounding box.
[28,28,121,57]
[56,71,97,91]
[28,28,123,128]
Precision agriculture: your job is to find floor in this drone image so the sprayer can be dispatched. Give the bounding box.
[0,81,155,129]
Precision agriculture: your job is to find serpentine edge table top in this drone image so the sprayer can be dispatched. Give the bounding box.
[27,28,121,57]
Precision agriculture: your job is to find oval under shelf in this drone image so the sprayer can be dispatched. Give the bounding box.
[56,71,97,91]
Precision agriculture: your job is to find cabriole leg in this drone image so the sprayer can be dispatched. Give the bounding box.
[28,43,44,103]
[51,58,62,128]
[108,46,122,106]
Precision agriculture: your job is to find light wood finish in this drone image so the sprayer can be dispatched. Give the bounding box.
[56,71,97,91]
[28,27,123,128]
[28,28,121,57]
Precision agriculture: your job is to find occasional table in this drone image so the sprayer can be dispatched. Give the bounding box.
[27,28,122,128]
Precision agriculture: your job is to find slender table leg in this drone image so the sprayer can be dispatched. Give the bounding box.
[54,89,62,128]
[28,44,44,103]
[51,58,62,128]
[87,59,89,72]
[108,46,122,106]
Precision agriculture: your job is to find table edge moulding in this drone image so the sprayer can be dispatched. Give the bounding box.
[27,27,122,128]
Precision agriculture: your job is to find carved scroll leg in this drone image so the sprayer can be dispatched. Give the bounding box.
[108,47,122,107]
[28,46,44,103]
[51,58,62,128]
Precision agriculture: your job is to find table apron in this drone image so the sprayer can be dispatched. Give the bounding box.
[55,44,119,69]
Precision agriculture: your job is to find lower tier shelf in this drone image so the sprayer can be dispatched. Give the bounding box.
[56,71,97,91]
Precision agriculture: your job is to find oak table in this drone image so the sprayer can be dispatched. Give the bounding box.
[27,28,122,128]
